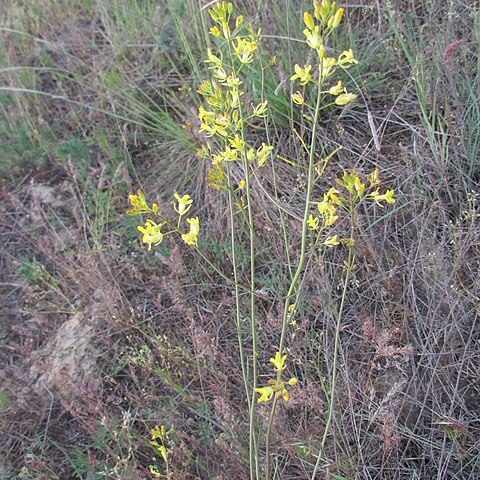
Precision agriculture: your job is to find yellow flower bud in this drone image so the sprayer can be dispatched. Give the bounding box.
[303,11,315,30]
[328,81,344,96]
[291,91,305,105]
[331,7,344,28]
[324,235,340,247]
[335,92,357,105]
[235,15,244,29]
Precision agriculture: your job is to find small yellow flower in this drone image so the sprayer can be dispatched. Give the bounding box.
[238,179,246,189]
[151,425,167,441]
[270,351,287,371]
[354,176,366,197]
[181,217,200,246]
[253,100,268,117]
[307,214,320,230]
[324,234,340,247]
[138,220,164,251]
[342,237,356,248]
[319,57,337,81]
[317,201,338,227]
[233,37,257,64]
[229,134,244,151]
[256,143,273,167]
[337,49,358,67]
[209,26,221,37]
[149,465,163,478]
[304,25,322,50]
[369,189,395,206]
[328,80,344,96]
[288,377,298,386]
[368,168,381,186]
[335,92,357,106]
[174,193,193,217]
[235,15,244,29]
[127,190,158,216]
[326,187,341,205]
[157,444,168,462]
[291,91,305,105]
[384,189,395,203]
[291,64,313,86]
[255,386,274,403]
[206,48,222,67]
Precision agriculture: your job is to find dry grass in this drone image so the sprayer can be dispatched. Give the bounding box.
[0,0,479,479]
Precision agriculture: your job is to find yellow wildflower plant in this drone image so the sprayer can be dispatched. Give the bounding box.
[127,189,158,216]
[149,425,170,476]
[334,169,396,207]
[137,220,165,251]
[181,217,200,246]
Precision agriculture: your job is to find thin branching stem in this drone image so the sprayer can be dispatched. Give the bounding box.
[264,60,325,480]
[225,37,260,480]
[311,199,355,479]
[226,163,251,408]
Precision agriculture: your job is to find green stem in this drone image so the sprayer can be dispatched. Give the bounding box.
[265,63,325,480]
[225,37,259,480]
[264,394,278,480]
[278,70,324,355]
[310,200,355,479]
[226,163,251,407]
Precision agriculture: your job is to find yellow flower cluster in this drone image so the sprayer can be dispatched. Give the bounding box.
[127,191,200,250]
[197,2,274,191]
[307,169,396,247]
[290,1,359,107]
[255,352,298,403]
[127,189,158,216]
